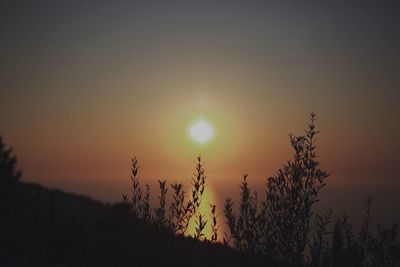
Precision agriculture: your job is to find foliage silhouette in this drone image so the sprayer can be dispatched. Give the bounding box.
[125,154,208,239]
[0,136,21,185]
[223,113,329,265]
[210,203,218,243]
[155,179,168,228]
[1,115,400,266]
[308,209,332,266]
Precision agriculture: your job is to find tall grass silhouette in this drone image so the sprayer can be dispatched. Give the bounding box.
[123,155,209,239]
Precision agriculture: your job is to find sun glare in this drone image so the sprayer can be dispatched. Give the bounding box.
[189,119,214,144]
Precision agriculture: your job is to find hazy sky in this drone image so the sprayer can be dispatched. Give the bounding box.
[1,1,399,225]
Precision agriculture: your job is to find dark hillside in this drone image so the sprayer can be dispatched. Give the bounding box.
[1,181,268,267]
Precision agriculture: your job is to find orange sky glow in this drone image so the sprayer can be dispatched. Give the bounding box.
[1,2,399,234]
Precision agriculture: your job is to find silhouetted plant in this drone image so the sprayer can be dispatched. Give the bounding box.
[224,113,329,265]
[117,114,400,266]
[155,179,168,228]
[359,196,374,266]
[262,113,329,264]
[191,155,206,210]
[1,136,24,264]
[342,211,364,265]
[194,214,207,240]
[169,182,186,233]
[4,109,400,267]
[0,136,21,185]
[210,204,218,243]
[142,183,152,223]
[223,197,237,246]
[372,223,400,266]
[130,157,142,218]
[168,155,207,237]
[308,209,332,267]
[224,174,261,252]
[331,220,345,266]
[326,197,400,267]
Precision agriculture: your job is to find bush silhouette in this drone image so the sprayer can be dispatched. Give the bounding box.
[0,136,21,185]
[223,113,329,265]
[124,155,209,239]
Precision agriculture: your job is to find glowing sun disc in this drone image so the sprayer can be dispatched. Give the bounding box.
[189,119,214,144]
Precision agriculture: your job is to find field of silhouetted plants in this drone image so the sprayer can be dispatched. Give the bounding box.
[1,114,399,266]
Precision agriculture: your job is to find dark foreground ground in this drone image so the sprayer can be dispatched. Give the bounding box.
[1,181,272,267]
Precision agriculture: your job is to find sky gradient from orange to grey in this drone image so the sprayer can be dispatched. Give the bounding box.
[1,1,399,226]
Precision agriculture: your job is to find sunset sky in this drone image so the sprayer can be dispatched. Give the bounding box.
[1,1,399,226]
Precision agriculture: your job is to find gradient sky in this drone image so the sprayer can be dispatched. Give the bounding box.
[1,1,399,226]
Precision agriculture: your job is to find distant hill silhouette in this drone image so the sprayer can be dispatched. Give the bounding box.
[2,180,273,266]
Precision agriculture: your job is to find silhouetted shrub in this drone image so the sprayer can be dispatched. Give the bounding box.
[125,155,209,239]
[359,196,374,265]
[155,179,168,228]
[327,197,400,267]
[224,174,262,252]
[129,157,142,218]
[0,136,21,185]
[194,213,207,240]
[331,219,346,266]
[167,155,208,237]
[210,204,218,243]
[224,113,329,265]
[308,209,332,267]
[264,113,329,264]
[373,223,400,266]
[142,183,152,223]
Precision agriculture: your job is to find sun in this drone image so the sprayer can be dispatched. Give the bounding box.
[189,119,214,144]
